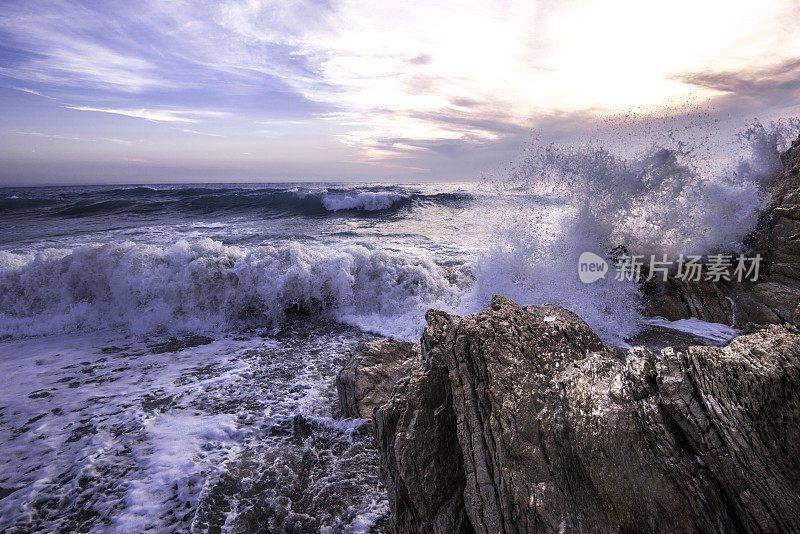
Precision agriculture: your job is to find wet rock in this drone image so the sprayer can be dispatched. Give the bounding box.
[645,277,733,324]
[643,292,690,321]
[733,134,800,330]
[378,296,800,532]
[148,334,214,354]
[336,339,416,419]
[373,325,472,533]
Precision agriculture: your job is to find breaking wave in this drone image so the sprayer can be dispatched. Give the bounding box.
[1,120,798,345]
[0,240,469,340]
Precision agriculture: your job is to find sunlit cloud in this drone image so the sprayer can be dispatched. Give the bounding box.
[161,0,799,161]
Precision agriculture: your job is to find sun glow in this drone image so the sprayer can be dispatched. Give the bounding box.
[245,0,800,160]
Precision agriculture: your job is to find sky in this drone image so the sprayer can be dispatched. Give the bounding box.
[0,0,799,185]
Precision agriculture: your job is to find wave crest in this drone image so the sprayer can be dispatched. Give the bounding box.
[0,240,468,340]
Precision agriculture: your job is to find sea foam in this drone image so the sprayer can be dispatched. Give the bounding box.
[0,121,797,344]
[0,240,467,340]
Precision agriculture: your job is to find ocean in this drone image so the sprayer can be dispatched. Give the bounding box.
[0,124,792,532]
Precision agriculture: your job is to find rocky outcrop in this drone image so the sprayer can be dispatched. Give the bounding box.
[373,327,472,533]
[336,339,415,419]
[375,296,800,533]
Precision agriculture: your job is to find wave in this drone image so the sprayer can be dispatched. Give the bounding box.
[0,239,470,340]
[0,187,472,219]
[0,197,60,210]
[321,191,406,211]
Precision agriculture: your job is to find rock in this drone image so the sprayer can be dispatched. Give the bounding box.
[643,132,800,330]
[644,292,690,321]
[736,282,800,324]
[336,339,415,419]
[377,296,800,532]
[645,278,732,324]
[148,334,215,354]
[373,325,472,533]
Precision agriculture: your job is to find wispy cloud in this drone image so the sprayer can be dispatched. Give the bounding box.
[0,0,168,92]
[4,130,143,145]
[182,129,224,137]
[65,106,228,123]
[10,86,57,100]
[670,58,800,109]
[6,130,81,140]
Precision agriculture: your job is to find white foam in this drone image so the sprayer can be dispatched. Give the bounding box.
[0,326,387,532]
[115,412,244,532]
[469,120,799,343]
[0,239,465,340]
[642,316,740,343]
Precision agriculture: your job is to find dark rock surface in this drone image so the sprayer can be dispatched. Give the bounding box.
[375,295,800,533]
[645,278,733,324]
[336,339,415,419]
[372,327,472,533]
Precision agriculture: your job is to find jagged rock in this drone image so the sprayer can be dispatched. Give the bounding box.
[336,339,415,419]
[645,278,733,324]
[377,296,800,533]
[373,328,472,533]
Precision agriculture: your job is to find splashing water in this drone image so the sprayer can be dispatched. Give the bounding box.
[1,121,797,345]
[470,119,800,342]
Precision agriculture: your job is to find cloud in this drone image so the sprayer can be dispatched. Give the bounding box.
[188,0,800,162]
[407,54,432,65]
[670,58,800,110]
[0,1,164,92]
[10,86,57,100]
[1,0,799,175]
[6,130,81,140]
[65,106,229,123]
[182,129,224,137]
